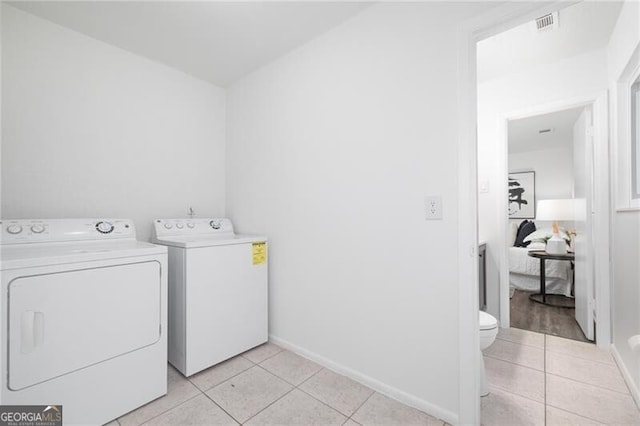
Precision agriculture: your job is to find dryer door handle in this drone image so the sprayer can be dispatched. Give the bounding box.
[21,311,44,354]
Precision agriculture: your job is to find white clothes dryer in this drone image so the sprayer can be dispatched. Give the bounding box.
[152,218,267,377]
[0,219,168,425]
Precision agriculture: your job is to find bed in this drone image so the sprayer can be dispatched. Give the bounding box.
[509,246,573,296]
[508,222,573,296]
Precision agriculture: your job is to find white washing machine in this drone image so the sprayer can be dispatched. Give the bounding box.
[152,218,267,377]
[0,219,168,425]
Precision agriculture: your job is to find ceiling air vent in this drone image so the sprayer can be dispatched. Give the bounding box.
[535,12,558,32]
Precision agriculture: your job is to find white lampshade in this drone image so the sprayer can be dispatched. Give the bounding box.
[536,199,575,221]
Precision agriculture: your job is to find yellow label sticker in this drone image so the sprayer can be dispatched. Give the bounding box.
[252,242,267,265]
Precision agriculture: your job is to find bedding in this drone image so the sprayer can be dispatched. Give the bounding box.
[509,272,572,296]
[509,246,572,296]
[523,228,571,244]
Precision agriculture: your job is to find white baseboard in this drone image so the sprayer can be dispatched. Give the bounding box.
[611,344,640,409]
[268,334,458,425]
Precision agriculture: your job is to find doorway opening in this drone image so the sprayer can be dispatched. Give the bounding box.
[460,1,621,424]
[506,105,594,344]
[475,0,614,350]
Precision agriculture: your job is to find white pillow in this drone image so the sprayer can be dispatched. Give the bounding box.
[527,241,546,251]
[523,228,570,243]
[510,222,518,246]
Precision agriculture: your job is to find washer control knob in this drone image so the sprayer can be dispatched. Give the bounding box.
[187,222,195,229]
[176,223,184,229]
[209,220,221,230]
[6,224,23,234]
[164,223,173,230]
[30,224,45,234]
[96,221,114,234]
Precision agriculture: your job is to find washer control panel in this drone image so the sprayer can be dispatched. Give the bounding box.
[95,221,115,234]
[153,218,234,238]
[1,219,135,244]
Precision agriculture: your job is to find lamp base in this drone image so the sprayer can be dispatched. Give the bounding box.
[546,235,567,255]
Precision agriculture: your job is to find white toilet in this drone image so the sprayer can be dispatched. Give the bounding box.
[479,310,498,397]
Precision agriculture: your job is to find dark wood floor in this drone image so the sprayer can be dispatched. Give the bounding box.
[510,289,591,343]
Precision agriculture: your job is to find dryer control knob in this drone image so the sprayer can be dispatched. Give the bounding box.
[176,223,184,229]
[96,221,114,234]
[30,224,45,234]
[6,224,23,234]
[164,223,173,230]
[210,220,221,230]
[187,222,195,229]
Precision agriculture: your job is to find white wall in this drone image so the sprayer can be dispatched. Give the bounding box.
[509,146,575,201]
[0,3,3,221]
[607,0,640,400]
[1,5,226,241]
[478,49,608,319]
[226,2,491,421]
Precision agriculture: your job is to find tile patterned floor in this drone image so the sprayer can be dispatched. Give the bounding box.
[109,343,446,426]
[482,327,640,425]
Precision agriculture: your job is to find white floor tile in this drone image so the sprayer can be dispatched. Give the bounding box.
[483,338,544,371]
[546,335,613,365]
[260,350,323,386]
[496,327,545,349]
[351,392,444,426]
[189,356,254,392]
[241,343,284,364]
[299,368,374,417]
[483,356,545,403]
[143,394,237,426]
[206,366,292,423]
[546,406,605,426]
[481,386,545,426]
[546,374,640,425]
[118,365,200,426]
[245,389,346,425]
[546,351,629,394]
[482,329,640,425]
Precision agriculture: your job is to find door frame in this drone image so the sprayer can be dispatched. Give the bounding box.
[495,94,610,347]
[456,1,582,424]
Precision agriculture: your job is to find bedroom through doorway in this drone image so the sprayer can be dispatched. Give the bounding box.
[506,106,593,344]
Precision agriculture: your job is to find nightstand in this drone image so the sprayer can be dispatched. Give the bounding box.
[527,250,575,308]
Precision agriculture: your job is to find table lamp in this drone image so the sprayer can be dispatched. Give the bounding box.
[536,199,574,255]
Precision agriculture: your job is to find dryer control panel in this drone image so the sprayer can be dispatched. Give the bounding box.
[1,219,136,244]
[153,218,234,239]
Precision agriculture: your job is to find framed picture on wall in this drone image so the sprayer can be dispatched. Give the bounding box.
[508,171,535,219]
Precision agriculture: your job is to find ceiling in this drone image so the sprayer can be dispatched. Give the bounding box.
[508,107,584,154]
[9,1,624,88]
[477,1,623,83]
[8,1,372,87]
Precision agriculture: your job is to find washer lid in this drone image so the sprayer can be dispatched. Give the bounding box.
[479,311,498,330]
[152,234,267,249]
